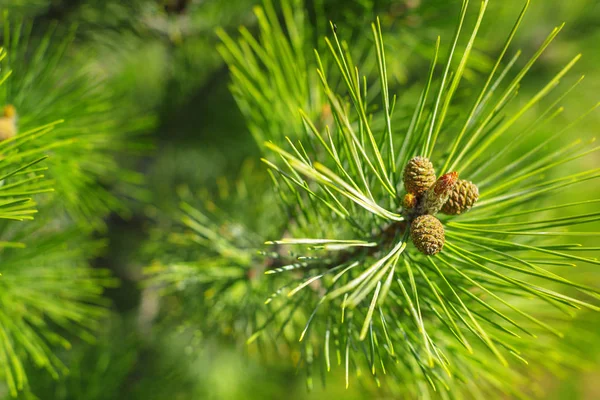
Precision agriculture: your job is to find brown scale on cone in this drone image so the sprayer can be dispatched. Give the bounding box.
[420,171,458,215]
[441,179,479,215]
[403,156,436,196]
[410,215,445,256]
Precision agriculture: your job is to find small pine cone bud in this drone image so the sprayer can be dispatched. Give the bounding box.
[402,193,417,210]
[403,156,436,196]
[441,179,479,215]
[0,105,17,141]
[410,215,445,256]
[420,171,458,215]
[3,105,16,118]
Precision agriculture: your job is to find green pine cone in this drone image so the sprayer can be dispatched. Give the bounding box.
[441,179,479,215]
[403,156,436,195]
[410,214,445,256]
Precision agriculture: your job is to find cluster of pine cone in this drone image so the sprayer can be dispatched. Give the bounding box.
[402,156,479,256]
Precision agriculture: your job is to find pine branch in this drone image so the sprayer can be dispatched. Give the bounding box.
[149,0,600,397]
[0,13,154,231]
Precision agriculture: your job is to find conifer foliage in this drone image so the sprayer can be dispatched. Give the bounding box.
[152,0,600,397]
[0,0,599,399]
[0,10,146,397]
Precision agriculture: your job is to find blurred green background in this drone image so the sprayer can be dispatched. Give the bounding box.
[1,0,599,399]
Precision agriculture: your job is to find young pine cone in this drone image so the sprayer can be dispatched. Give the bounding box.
[0,105,17,141]
[420,171,458,215]
[441,179,479,215]
[403,156,436,196]
[410,214,445,256]
[402,193,417,210]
